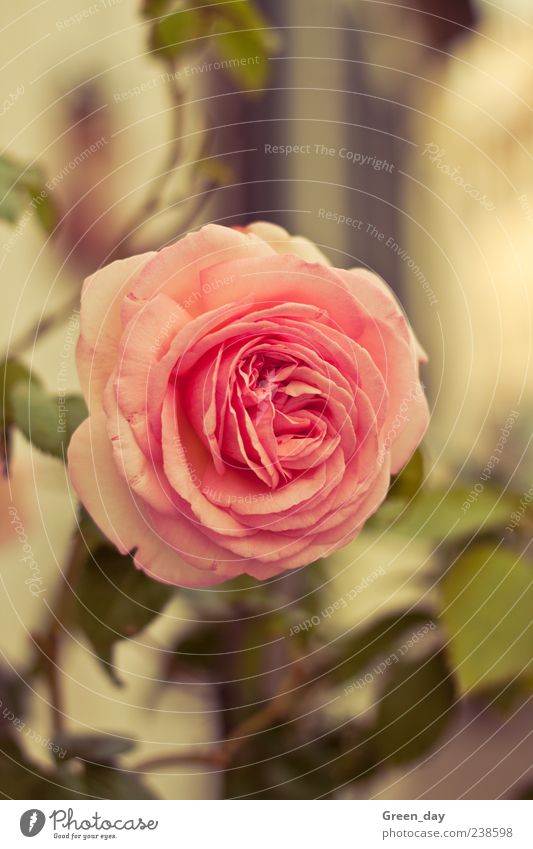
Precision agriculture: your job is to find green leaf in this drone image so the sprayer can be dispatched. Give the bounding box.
[0,738,71,800]
[387,448,424,501]
[1,360,40,421]
[375,651,454,764]
[171,623,221,675]
[0,156,58,233]
[371,485,517,543]
[78,507,110,552]
[142,0,172,17]
[150,6,207,59]
[325,611,436,686]
[0,157,33,225]
[440,542,533,694]
[82,764,157,799]
[77,546,174,684]
[10,381,87,460]
[1,359,42,474]
[53,733,136,764]
[197,158,234,188]
[0,667,27,738]
[212,2,278,91]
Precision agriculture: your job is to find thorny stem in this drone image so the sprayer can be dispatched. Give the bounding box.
[132,666,307,774]
[108,64,186,262]
[6,64,213,362]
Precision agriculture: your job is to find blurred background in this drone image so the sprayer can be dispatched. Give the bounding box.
[0,0,531,801]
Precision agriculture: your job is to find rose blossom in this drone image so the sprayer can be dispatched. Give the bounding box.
[68,222,429,587]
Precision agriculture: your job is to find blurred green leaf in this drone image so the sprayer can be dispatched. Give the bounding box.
[212,1,277,91]
[372,485,517,543]
[0,738,71,799]
[170,623,221,676]
[387,448,424,501]
[1,360,40,422]
[375,651,454,765]
[325,611,436,686]
[142,0,172,16]
[197,158,234,188]
[0,157,35,225]
[77,546,174,684]
[146,0,277,91]
[10,381,87,460]
[440,542,533,694]
[150,6,206,59]
[53,733,136,764]
[0,156,58,233]
[82,764,157,799]
[0,733,148,800]
[1,359,42,474]
[78,506,110,552]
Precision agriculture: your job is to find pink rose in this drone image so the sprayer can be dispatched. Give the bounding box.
[68,222,428,587]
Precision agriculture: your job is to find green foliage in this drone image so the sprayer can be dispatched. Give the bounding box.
[0,359,41,473]
[0,155,58,233]
[76,545,174,684]
[80,764,157,799]
[1,359,39,420]
[10,381,87,460]
[387,447,424,501]
[375,651,454,765]
[211,0,277,90]
[170,622,221,676]
[325,611,436,686]
[142,0,170,16]
[371,484,517,543]
[0,735,155,800]
[440,541,533,694]
[225,717,380,799]
[149,5,206,59]
[78,506,110,552]
[0,738,75,800]
[53,732,136,764]
[147,0,277,91]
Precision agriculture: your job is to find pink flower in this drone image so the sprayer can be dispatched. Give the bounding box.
[68,222,429,587]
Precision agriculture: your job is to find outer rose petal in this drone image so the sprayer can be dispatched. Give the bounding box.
[121,224,275,325]
[338,268,429,472]
[77,252,155,411]
[243,221,332,265]
[68,413,235,587]
[346,266,428,362]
